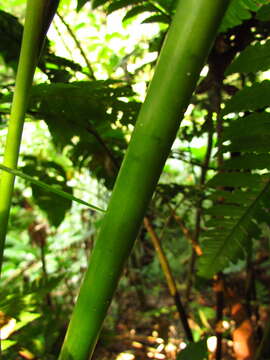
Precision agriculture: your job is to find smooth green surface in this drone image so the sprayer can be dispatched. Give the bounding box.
[0,0,59,273]
[59,1,230,359]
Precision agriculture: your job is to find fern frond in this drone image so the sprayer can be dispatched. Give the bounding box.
[222,81,270,115]
[198,75,270,278]
[225,39,270,75]
[220,0,268,32]
[198,180,270,278]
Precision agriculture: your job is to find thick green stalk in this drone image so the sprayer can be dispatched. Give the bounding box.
[59,1,230,359]
[0,0,59,273]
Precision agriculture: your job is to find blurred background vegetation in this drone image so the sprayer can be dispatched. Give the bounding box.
[0,0,270,359]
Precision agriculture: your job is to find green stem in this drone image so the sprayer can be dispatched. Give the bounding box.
[0,164,105,213]
[58,1,230,359]
[0,0,59,274]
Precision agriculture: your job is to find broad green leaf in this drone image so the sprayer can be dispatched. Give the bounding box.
[220,0,268,32]
[122,4,157,21]
[224,135,270,153]
[204,204,246,217]
[256,3,270,21]
[222,81,270,115]
[142,14,171,24]
[107,0,143,13]
[0,276,65,320]
[207,173,262,188]
[15,312,41,331]
[223,154,270,170]
[92,0,109,8]
[157,0,176,13]
[0,10,23,69]
[222,112,270,140]
[77,0,90,11]
[177,339,208,360]
[28,82,138,148]
[21,158,73,226]
[205,218,236,228]
[208,189,256,204]
[26,81,140,187]
[256,207,270,225]
[226,40,270,75]
[1,340,16,351]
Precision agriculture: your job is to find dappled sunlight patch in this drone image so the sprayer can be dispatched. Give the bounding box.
[116,352,135,360]
[207,336,217,352]
[0,317,16,339]
[18,348,35,359]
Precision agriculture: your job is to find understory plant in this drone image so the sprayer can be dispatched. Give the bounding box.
[0,0,59,272]
[0,0,270,359]
[58,1,230,359]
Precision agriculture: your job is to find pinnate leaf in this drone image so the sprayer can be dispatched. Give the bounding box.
[226,40,270,75]
[222,81,270,115]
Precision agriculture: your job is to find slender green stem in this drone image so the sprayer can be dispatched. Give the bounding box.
[0,164,105,212]
[0,0,59,274]
[59,1,230,359]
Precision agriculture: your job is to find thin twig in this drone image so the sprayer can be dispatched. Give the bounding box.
[56,11,96,80]
[214,84,224,360]
[86,125,119,170]
[167,203,202,256]
[53,19,75,62]
[143,217,193,342]
[171,151,217,170]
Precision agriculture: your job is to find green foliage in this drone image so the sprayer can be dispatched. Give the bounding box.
[0,275,64,355]
[0,275,63,318]
[226,39,270,75]
[0,10,22,69]
[223,154,270,170]
[0,0,269,358]
[256,3,270,21]
[220,0,268,32]
[81,0,175,24]
[77,0,89,11]
[21,156,73,227]
[222,80,270,115]
[27,80,140,187]
[198,51,270,278]
[0,8,80,81]
[177,339,208,360]
[199,112,270,277]
[79,0,268,31]
[199,181,270,278]
[121,4,158,22]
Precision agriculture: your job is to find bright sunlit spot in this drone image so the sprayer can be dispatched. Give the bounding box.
[207,336,217,352]
[116,353,135,360]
